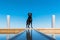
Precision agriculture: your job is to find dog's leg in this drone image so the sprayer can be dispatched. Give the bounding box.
[31,22,32,28]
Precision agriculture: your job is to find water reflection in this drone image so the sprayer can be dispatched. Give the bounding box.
[9,30,57,40]
[0,34,6,40]
[26,29,32,40]
[0,30,60,40]
[55,34,60,40]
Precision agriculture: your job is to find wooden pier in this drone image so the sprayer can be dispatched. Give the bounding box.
[0,28,25,34]
[0,28,60,34]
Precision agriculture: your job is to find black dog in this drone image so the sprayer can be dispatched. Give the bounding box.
[26,12,32,28]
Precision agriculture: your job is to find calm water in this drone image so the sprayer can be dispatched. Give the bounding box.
[0,31,60,40]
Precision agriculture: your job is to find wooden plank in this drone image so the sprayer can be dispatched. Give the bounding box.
[36,28,60,34]
[0,28,60,34]
[0,29,25,34]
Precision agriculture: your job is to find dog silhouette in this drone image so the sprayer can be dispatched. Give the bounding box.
[26,12,32,28]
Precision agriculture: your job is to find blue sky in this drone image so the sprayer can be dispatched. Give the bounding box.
[0,0,60,28]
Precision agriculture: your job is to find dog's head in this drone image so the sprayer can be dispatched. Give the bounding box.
[28,12,32,17]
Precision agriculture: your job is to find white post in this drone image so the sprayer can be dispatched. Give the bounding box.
[7,15,10,40]
[52,15,55,38]
[52,15,55,28]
